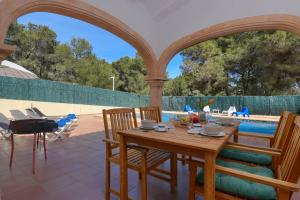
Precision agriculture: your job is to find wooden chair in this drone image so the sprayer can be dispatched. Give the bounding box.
[220,112,296,167]
[139,106,162,123]
[233,111,292,147]
[189,116,300,200]
[139,106,188,165]
[103,108,177,200]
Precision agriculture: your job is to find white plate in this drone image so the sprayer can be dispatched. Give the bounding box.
[199,131,226,137]
[155,128,168,132]
[140,126,156,130]
[187,128,203,134]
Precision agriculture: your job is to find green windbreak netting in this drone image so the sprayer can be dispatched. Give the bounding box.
[0,76,150,108]
[0,76,299,115]
[162,95,300,115]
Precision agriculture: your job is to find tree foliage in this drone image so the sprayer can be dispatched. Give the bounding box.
[6,22,300,96]
[6,22,147,93]
[164,30,300,96]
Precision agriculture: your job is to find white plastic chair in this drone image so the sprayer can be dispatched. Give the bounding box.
[222,106,236,116]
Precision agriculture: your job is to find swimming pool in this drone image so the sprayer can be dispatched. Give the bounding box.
[161,113,277,135]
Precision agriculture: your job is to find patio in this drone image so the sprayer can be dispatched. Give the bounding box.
[1,115,299,200]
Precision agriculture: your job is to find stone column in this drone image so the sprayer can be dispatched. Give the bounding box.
[147,79,165,107]
[0,44,15,62]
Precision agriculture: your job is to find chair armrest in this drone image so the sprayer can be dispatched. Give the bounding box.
[237,132,274,140]
[216,165,299,192]
[225,144,281,156]
[102,139,148,153]
[227,142,281,152]
[102,138,119,145]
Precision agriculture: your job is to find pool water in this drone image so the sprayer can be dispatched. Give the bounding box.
[161,113,277,135]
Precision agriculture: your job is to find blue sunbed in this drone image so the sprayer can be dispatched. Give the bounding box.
[234,107,250,117]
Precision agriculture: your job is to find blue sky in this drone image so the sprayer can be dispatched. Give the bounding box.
[17,12,182,78]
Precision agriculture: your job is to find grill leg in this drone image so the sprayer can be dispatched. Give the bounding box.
[32,133,37,174]
[9,134,14,168]
[43,132,47,160]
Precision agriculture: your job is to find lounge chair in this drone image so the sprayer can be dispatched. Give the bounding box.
[25,109,72,141]
[10,109,30,120]
[203,105,210,113]
[222,106,237,116]
[234,107,250,117]
[0,113,11,138]
[183,104,196,112]
[25,108,44,119]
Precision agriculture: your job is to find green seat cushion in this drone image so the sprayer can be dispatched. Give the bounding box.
[219,148,272,165]
[197,159,277,200]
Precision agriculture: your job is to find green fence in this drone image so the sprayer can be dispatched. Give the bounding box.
[162,96,300,115]
[0,76,299,115]
[0,76,150,107]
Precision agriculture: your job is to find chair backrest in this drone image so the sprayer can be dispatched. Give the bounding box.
[277,116,300,185]
[31,107,46,117]
[10,110,28,120]
[272,111,295,149]
[25,108,42,119]
[241,107,249,113]
[231,106,237,112]
[140,106,162,123]
[0,112,10,130]
[103,108,138,143]
[184,105,192,112]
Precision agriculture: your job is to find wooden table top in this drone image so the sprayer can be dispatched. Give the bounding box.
[118,126,237,153]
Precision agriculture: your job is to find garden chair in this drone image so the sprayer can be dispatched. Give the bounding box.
[27,108,71,142]
[25,108,44,119]
[222,106,236,116]
[188,116,300,200]
[233,107,250,117]
[139,106,162,123]
[140,106,188,166]
[219,111,295,167]
[103,108,177,200]
[10,109,30,120]
[0,112,11,138]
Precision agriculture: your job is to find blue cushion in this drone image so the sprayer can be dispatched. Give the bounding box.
[197,160,277,200]
[219,148,272,165]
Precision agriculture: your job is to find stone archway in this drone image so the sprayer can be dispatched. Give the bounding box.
[157,14,300,76]
[0,0,158,77]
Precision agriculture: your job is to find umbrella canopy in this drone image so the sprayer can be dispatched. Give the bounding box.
[0,60,38,79]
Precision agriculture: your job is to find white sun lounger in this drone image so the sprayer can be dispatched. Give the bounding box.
[222,106,237,116]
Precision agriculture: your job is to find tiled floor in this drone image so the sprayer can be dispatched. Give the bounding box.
[0,115,299,200]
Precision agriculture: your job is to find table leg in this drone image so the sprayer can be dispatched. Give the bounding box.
[119,135,128,200]
[204,152,216,200]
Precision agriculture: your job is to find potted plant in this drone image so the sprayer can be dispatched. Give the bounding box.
[195,98,215,122]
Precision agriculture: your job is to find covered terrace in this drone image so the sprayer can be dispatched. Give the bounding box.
[0,1,300,200]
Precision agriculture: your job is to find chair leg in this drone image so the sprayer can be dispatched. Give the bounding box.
[43,133,47,160]
[171,153,178,191]
[9,134,14,168]
[32,133,37,174]
[105,158,111,200]
[141,153,147,200]
[188,162,197,200]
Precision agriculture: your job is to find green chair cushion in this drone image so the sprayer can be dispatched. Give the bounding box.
[197,159,277,200]
[219,148,272,165]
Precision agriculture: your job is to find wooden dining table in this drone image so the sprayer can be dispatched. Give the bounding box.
[117,125,238,200]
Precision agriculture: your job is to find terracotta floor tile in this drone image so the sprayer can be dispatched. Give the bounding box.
[1,115,299,200]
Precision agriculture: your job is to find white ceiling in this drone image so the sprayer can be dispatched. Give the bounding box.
[86,0,300,58]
